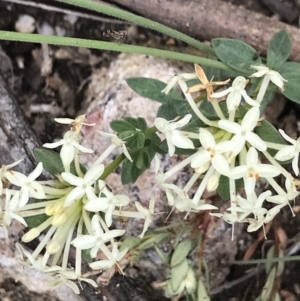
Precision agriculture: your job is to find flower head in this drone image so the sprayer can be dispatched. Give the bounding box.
[54,114,96,133]
[6,162,45,207]
[187,64,230,101]
[229,147,280,195]
[275,129,300,176]
[135,196,156,238]
[218,107,267,157]
[190,128,232,175]
[155,114,194,156]
[61,164,104,206]
[43,131,93,167]
[250,65,287,90]
[71,214,125,258]
[211,76,258,111]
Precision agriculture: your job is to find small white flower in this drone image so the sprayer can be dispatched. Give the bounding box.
[6,162,45,207]
[218,107,267,157]
[43,131,93,167]
[211,76,258,111]
[61,164,104,207]
[98,131,133,162]
[0,159,23,195]
[275,129,300,176]
[135,196,155,238]
[54,114,96,133]
[1,191,27,239]
[161,73,197,95]
[154,156,184,206]
[51,269,97,294]
[250,65,287,90]
[72,215,125,258]
[267,178,299,210]
[85,189,130,227]
[190,128,232,175]
[227,191,271,221]
[154,114,194,156]
[89,243,128,270]
[174,195,217,213]
[228,147,280,195]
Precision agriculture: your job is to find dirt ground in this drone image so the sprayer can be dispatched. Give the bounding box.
[0,0,300,301]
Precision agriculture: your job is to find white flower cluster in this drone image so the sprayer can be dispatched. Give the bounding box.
[0,63,298,295]
[156,64,299,238]
[0,115,156,294]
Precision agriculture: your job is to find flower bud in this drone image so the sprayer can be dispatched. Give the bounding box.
[194,161,210,174]
[45,203,55,216]
[52,212,67,226]
[46,241,61,254]
[22,228,40,242]
[207,172,221,192]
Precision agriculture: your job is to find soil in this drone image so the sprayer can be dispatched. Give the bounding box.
[0,0,300,301]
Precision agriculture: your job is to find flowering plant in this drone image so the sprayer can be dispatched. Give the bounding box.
[1,5,300,297]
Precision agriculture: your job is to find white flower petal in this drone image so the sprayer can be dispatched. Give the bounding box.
[210,87,232,98]
[292,153,299,176]
[275,145,295,161]
[64,187,85,206]
[72,235,96,249]
[61,172,83,186]
[60,144,75,166]
[170,132,194,149]
[241,107,259,131]
[84,164,104,184]
[28,162,43,181]
[199,128,215,149]
[218,120,241,134]
[246,132,267,151]
[278,129,296,145]
[211,154,230,174]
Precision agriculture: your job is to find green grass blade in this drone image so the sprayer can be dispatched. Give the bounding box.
[55,0,215,55]
[0,31,230,70]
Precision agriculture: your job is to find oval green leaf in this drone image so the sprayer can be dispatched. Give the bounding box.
[126,77,183,103]
[278,62,300,103]
[171,239,192,267]
[212,38,257,74]
[267,31,291,69]
[171,258,189,292]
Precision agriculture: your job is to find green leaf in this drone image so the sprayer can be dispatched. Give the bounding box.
[82,249,93,263]
[278,62,300,103]
[120,236,141,251]
[267,31,291,69]
[34,148,86,177]
[110,120,136,133]
[254,119,285,157]
[171,239,192,267]
[121,151,150,184]
[217,176,244,200]
[34,148,64,176]
[126,77,183,103]
[212,38,257,74]
[136,151,146,169]
[25,213,48,228]
[137,233,168,250]
[171,259,189,292]
[157,99,189,120]
[137,117,148,130]
[124,117,140,128]
[197,279,210,301]
[136,132,146,149]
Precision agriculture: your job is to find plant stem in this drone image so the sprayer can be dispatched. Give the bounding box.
[55,0,216,56]
[101,153,125,180]
[0,31,231,70]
